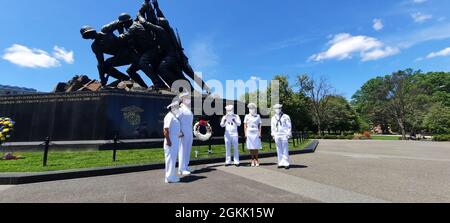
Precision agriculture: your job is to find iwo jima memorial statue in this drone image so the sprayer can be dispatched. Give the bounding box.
[0,0,245,149]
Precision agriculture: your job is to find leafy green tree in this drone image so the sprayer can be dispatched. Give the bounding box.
[424,103,450,134]
[352,69,449,139]
[413,72,450,106]
[324,96,360,134]
[268,75,313,132]
[352,77,391,134]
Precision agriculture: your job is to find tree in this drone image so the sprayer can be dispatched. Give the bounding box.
[268,75,313,132]
[385,70,414,139]
[352,69,449,139]
[352,77,391,134]
[413,72,450,106]
[324,95,360,133]
[297,75,334,136]
[424,103,450,134]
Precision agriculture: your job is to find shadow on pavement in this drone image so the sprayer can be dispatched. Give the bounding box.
[238,162,278,167]
[259,163,277,166]
[181,175,207,183]
[288,165,308,169]
[192,167,218,174]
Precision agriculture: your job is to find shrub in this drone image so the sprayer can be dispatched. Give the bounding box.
[346,135,355,140]
[353,133,371,140]
[433,134,450,141]
[323,135,338,139]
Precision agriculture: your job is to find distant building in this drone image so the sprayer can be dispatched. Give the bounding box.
[0,85,38,96]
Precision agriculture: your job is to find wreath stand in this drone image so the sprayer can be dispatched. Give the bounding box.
[193,120,213,158]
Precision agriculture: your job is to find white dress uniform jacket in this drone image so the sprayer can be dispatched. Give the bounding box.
[164,112,181,182]
[221,114,242,165]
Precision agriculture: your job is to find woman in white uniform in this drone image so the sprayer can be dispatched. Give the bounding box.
[244,103,262,167]
[163,101,182,183]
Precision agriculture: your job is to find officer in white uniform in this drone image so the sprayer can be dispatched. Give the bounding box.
[220,105,242,166]
[271,104,292,169]
[163,101,182,183]
[178,92,194,175]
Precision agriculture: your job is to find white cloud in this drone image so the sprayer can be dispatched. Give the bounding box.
[426,47,450,59]
[2,44,74,68]
[392,22,450,48]
[373,19,384,31]
[309,33,399,62]
[3,44,60,68]
[361,47,400,61]
[53,46,74,64]
[411,12,433,23]
[189,38,219,70]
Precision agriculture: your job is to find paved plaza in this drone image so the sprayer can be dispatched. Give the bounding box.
[1,140,449,203]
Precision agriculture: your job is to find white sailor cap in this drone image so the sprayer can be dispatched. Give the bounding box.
[247,103,257,109]
[179,91,191,99]
[167,101,180,109]
[273,104,283,109]
[225,105,234,111]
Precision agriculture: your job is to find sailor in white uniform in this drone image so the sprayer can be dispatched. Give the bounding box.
[244,103,262,167]
[163,101,182,183]
[178,92,194,176]
[271,104,292,169]
[220,105,242,166]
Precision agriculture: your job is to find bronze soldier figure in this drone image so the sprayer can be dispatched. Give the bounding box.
[80,1,210,92]
[101,13,134,35]
[80,26,136,86]
[138,15,192,90]
[118,16,167,89]
[80,25,149,88]
[152,0,211,93]
[138,0,158,25]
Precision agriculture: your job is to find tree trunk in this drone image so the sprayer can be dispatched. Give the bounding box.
[398,121,407,140]
[401,128,407,140]
[317,118,322,137]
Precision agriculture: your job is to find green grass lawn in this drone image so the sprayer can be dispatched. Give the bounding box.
[0,140,310,173]
[371,135,401,141]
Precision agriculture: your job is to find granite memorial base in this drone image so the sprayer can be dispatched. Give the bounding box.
[0,91,243,150]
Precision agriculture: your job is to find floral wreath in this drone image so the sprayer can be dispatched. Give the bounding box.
[193,119,213,142]
[0,118,14,144]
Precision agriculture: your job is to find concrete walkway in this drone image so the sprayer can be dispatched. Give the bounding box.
[1,140,449,203]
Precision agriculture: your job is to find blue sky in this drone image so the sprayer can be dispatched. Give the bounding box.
[1,0,450,99]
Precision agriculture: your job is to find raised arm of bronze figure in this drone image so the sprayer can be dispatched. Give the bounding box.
[139,0,157,24]
[152,0,166,18]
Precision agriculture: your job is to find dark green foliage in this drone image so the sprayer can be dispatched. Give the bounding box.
[352,70,450,138]
[433,134,450,141]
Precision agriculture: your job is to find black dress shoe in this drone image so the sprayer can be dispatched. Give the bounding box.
[278,166,283,169]
[285,166,290,170]
[235,164,240,167]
